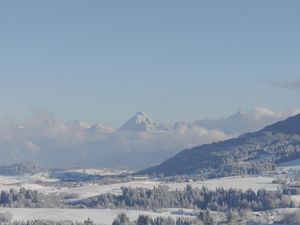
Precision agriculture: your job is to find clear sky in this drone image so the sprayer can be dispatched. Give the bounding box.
[0,1,299,127]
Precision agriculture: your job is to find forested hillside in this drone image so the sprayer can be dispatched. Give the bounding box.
[139,114,300,177]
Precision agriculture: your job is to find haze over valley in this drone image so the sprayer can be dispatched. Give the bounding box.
[0,107,299,169]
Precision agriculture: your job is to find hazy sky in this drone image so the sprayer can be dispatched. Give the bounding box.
[0,1,299,126]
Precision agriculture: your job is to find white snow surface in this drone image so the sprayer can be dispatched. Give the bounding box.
[0,208,194,225]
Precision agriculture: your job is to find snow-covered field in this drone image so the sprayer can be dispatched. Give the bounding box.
[4,207,291,225]
[0,173,294,224]
[0,208,194,224]
[167,176,278,192]
[0,174,280,201]
[0,173,58,193]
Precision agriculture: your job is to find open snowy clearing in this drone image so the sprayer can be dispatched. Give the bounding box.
[166,176,279,192]
[0,207,194,224]
[0,174,280,201]
[0,174,59,194]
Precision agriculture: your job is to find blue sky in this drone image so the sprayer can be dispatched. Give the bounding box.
[0,1,299,126]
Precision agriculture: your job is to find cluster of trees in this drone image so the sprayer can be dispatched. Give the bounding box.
[208,162,275,179]
[75,185,295,211]
[113,212,214,225]
[1,185,295,214]
[0,188,61,208]
[112,211,216,225]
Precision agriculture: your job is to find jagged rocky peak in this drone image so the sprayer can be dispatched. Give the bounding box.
[119,111,156,131]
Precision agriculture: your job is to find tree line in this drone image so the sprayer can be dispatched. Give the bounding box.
[75,185,295,211]
[0,188,61,208]
[0,185,296,212]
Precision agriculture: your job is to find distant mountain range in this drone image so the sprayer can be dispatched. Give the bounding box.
[139,113,300,176]
[0,107,298,169]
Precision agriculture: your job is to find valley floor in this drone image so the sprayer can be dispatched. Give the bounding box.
[1,164,300,225]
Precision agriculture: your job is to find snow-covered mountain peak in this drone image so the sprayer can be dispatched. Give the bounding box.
[119,112,156,131]
[135,111,146,116]
[135,111,151,122]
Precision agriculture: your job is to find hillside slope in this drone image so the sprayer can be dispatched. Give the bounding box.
[139,114,300,176]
